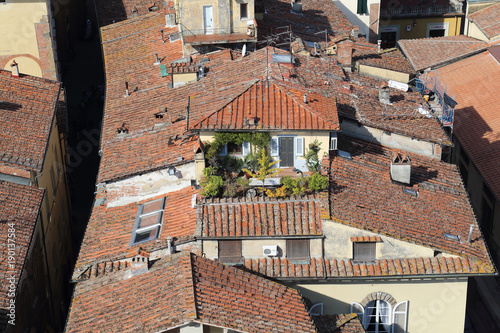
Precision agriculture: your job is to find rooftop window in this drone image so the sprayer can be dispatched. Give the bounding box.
[130,197,166,245]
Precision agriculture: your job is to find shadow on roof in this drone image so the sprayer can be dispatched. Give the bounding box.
[0,102,22,112]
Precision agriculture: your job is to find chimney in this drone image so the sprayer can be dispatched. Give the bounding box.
[130,256,149,276]
[336,40,354,71]
[303,93,308,104]
[10,60,19,78]
[377,40,382,53]
[351,25,359,38]
[124,81,130,97]
[291,0,302,13]
[379,82,391,104]
[390,152,411,184]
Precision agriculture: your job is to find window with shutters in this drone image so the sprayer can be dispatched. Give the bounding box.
[351,298,408,333]
[353,242,376,262]
[220,142,250,157]
[218,240,243,265]
[357,0,368,14]
[286,239,310,263]
[130,197,166,245]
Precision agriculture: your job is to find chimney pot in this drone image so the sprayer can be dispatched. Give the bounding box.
[10,60,19,78]
[304,93,308,104]
[379,83,391,104]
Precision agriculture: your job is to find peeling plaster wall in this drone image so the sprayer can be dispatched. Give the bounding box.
[340,119,442,159]
[323,221,459,259]
[106,162,196,207]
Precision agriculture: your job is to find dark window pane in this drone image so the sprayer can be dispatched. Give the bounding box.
[240,3,248,18]
[287,239,310,260]
[134,227,159,243]
[353,242,376,261]
[227,142,242,154]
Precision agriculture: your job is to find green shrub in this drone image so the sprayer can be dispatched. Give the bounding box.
[308,172,329,192]
[200,167,224,198]
[281,176,306,196]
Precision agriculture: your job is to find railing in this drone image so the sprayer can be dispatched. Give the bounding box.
[181,24,257,44]
[380,4,462,18]
[416,70,456,127]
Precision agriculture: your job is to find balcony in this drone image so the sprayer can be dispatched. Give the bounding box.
[380,4,462,18]
[181,24,257,45]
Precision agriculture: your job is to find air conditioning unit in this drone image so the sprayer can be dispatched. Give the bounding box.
[263,245,278,257]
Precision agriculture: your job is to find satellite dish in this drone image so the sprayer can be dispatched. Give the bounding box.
[242,44,247,58]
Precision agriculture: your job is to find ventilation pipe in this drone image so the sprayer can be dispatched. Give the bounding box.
[124,82,130,97]
[377,40,382,53]
[304,93,308,104]
[467,224,474,244]
[10,60,19,78]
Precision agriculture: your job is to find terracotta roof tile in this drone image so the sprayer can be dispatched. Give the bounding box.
[242,255,490,279]
[353,43,414,74]
[350,236,382,242]
[468,3,500,40]
[73,186,199,278]
[0,70,61,171]
[435,51,500,202]
[325,135,493,270]
[0,182,44,310]
[398,36,487,71]
[191,81,339,131]
[67,252,317,333]
[199,196,323,238]
[314,313,366,333]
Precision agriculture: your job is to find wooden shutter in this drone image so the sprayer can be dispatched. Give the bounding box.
[242,141,251,156]
[295,137,304,156]
[219,240,242,264]
[287,239,310,260]
[270,137,279,156]
[353,242,376,261]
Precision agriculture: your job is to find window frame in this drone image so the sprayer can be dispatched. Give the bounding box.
[357,0,368,15]
[218,240,243,265]
[129,197,166,246]
[350,299,409,333]
[353,241,376,262]
[286,239,310,263]
[240,3,249,19]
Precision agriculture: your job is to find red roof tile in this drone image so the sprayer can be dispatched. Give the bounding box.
[324,135,492,269]
[198,195,323,238]
[468,2,500,40]
[398,36,487,71]
[191,81,339,131]
[0,70,61,171]
[0,182,44,310]
[67,252,317,333]
[95,0,170,26]
[73,186,199,277]
[242,255,490,278]
[314,314,366,333]
[353,42,415,74]
[435,51,500,202]
[350,236,382,243]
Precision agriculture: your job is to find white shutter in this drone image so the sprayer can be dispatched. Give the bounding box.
[309,303,323,316]
[242,141,251,156]
[219,144,228,156]
[270,137,279,156]
[350,302,365,327]
[330,132,338,150]
[295,137,304,156]
[392,300,408,333]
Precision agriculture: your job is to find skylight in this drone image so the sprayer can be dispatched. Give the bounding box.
[130,197,166,245]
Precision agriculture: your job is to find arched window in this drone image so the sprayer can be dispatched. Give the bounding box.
[351,294,408,333]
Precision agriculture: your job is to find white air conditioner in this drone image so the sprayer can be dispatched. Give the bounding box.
[263,245,278,257]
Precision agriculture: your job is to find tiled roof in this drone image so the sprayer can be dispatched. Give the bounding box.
[352,42,415,74]
[435,50,500,202]
[314,313,365,333]
[324,135,492,269]
[198,196,323,238]
[73,186,199,278]
[398,36,487,71]
[0,70,61,171]
[95,0,169,26]
[0,182,44,311]
[98,13,279,183]
[191,81,339,131]
[257,0,353,41]
[276,54,451,145]
[468,2,500,40]
[242,256,492,279]
[66,252,318,333]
